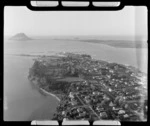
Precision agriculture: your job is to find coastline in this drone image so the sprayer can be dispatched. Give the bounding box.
[40,88,60,102]
[29,78,61,102]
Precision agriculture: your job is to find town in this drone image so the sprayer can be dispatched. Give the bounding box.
[28,52,147,121]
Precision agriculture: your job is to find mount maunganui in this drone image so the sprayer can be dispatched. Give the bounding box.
[10,33,32,41]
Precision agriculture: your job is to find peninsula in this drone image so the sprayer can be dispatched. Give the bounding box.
[28,52,147,121]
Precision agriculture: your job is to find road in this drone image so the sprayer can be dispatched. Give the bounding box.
[75,94,100,119]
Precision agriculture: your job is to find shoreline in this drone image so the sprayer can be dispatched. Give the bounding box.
[39,88,60,102]
[30,78,61,102]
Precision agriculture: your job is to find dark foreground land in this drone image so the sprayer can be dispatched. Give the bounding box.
[28,52,147,121]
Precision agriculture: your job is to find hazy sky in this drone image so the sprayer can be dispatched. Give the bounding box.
[4,6,147,39]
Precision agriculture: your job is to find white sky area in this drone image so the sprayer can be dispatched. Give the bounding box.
[4,6,147,39]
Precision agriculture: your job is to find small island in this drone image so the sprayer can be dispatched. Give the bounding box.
[28,52,147,121]
[9,33,32,41]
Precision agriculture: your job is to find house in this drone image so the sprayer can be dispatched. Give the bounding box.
[69,92,74,98]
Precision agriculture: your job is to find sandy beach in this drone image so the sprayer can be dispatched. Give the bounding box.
[30,78,61,102]
[40,88,60,102]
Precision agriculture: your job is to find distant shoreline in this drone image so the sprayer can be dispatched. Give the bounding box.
[4,37,147,49]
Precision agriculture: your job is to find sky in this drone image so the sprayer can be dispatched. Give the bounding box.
[4,6,147,40]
